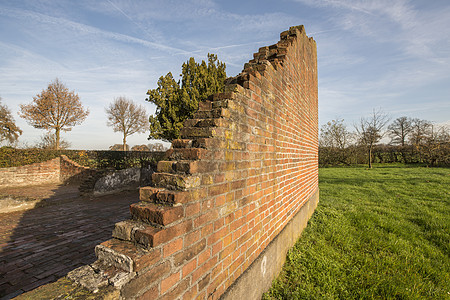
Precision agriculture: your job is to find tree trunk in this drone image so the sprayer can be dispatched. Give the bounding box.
[123,134,127,151]
[55,128,60,150]
[368,146,373,168]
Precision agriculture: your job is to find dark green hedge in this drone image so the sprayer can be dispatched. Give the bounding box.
[0,147,166,170]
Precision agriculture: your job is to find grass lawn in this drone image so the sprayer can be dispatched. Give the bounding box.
[263,165,449,299]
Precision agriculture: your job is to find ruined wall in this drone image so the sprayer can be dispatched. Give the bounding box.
[69,25,318,300]
[0,158,61,187]
[59,155,95,184]
[0,155,95,187]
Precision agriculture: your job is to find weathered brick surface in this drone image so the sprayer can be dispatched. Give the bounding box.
[0,155,94,187]
[130,202,184,226]
[66,25,318,300]
[0,158,61,186]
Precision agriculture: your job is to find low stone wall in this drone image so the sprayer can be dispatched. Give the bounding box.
[0,158,61,187]
[0,155,95,188]
[60,155,95,184]
[92,166,155,196]
[0,154,159,190]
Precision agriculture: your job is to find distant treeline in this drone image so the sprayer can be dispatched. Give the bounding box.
[319,144,450,167]
[320,115,449,167]
[0,147,165,170]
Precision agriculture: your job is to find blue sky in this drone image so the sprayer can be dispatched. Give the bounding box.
[1,0,449,150]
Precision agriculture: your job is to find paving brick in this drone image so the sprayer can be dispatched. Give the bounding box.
[0,189,138,298]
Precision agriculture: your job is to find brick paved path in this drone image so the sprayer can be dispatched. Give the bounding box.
[0,186,138,299]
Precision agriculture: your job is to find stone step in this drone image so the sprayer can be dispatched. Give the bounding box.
[193,107,230,119]
[95,238,161,273]
[198,100,212,111]
[172,139,193,149]
[152,172,201,191]
[165,148,209,160]
[183,118,230,128]
[157,160,218,175]
[130,202,184,226]
[180,126,229,139]
[139,187,191,204]
[211,91,237,101]
[139,186,207,205]
[112,219,193,248]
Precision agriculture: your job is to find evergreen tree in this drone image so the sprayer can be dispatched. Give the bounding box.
[146,54,226,141]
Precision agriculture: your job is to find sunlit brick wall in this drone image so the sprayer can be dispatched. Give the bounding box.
[77,25,318,300]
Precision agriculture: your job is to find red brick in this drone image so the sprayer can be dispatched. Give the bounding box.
[182,286,199,300]
[135,220,192,248]
[194,210,218,228]
[212,241,223,256]
[197,274,211,291]
[160,278,190,300]
[137,284,159,300]
[192,256,218,282]
[185,229,201,245]
[208,183,229,197]
[166,148,209,160]
[161,271,181,294]
[174,239,206,267]
[185,202,200,217]
[201,223,213,237]
[198,249,211,266]
[130,203,183,226]
[122,261,170,299]
[163,238,183,258]
[182,259,197,278]
[172,139,193,148]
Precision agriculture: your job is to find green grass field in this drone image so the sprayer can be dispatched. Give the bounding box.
[263,166,450,299]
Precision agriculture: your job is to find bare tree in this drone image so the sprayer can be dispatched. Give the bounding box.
[387,116,413,146]
[0,97,22,144]
[412,124,449,166]
[319,119,354,165]
[37,132,71,150]
[106,97,149,151]
[409,118,432,146]
[19,78,89,150]
[355,109,390,168]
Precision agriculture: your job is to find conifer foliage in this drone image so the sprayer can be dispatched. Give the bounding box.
[146,54,226,141]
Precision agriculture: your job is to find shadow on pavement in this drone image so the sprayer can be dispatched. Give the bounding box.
[0,184,137,299]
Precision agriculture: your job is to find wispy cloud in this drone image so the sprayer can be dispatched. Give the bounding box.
[294,0,450,61]
[0,7,189,55]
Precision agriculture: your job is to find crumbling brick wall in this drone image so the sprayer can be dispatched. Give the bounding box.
[0,155,94,187]
[0,158,61,187]
[69,25,318,300]
[59,155,95,184]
